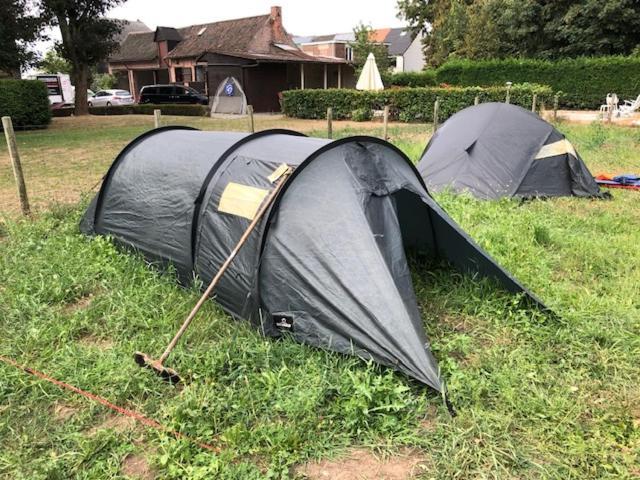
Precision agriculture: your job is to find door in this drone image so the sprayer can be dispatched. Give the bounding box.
[92,91,109,106]
[174,86,192,104]
[157,86,175,104]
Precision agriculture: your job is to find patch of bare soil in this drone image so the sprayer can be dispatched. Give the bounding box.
[87,414,136,436]
[53,403,79,421]
[78,334,114,350]
[297,448,427,480]
[121,453,155,480]
[419,404,439,432]
[62,292,96,314]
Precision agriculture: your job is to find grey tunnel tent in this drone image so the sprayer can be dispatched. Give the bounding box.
[81,127,544,392]
[418,102,608,199]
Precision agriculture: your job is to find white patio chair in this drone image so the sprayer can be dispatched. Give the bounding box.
[599,93,620,119]
[619,94,640,117]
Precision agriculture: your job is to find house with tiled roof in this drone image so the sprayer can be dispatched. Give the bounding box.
[294,27,425,73]
[107,7,354,111]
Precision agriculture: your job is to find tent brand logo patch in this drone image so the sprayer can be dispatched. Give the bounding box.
[274,314,294,331]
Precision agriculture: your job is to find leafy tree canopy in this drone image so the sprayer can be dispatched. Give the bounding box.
[39,49,71,74]
[397,0,640,66]
[350,22,392,75]
[40,0,123,114]
[0,0,46,76]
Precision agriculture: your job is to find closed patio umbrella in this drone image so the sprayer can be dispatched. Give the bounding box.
[356,52,384,91]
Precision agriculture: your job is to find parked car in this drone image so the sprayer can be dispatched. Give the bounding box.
[139,85,209,105]
[88,89,134,107]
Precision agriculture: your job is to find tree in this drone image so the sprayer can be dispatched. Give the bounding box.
[425,0,470,66]
[40,0,123,115]
[350,23,391,76]
[0,0,45,77]
[397,0,640,66]
[91,72,117,91]
[39,49,72,74]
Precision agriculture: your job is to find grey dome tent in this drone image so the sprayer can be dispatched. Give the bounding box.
[211,77,247,115]
[81,127,544,392]
[418,103,607,199]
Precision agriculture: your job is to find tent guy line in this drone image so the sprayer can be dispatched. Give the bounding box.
[0,355,221,453]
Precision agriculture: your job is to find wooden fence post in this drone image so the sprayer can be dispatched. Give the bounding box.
[553,95,559,122]
[433,99,440,131]
[474,95,480,106]
[2,116,30,216]
[383,105,389,141]
[247,105,255,133]
[327,107,333,139]
[531,94,537,112]
[153,109,161,128]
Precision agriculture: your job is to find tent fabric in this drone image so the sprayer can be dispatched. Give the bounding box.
[418,103,607,199]
[82,128,545,392]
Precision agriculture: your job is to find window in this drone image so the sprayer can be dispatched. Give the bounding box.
[158,86,174,95]
[345,45,353,62]
[195,65,206,82]
[143,86,158,95]
[175,67,192,83]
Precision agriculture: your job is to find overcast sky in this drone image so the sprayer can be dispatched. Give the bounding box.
[107,0,405,34]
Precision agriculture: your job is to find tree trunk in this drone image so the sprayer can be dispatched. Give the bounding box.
[73,64,90,116]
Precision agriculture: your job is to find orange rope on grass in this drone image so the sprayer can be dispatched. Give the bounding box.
[0,354,220,453]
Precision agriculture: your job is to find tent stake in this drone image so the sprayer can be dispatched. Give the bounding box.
[134,166,293,383]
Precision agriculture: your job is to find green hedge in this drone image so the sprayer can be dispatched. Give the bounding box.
[436,57,640,109]
[385,70,437,88]
[87,104,209,116]
[0,79,51,129]
[282,84,551,122]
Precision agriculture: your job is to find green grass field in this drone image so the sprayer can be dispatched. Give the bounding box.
[0,115,638,479]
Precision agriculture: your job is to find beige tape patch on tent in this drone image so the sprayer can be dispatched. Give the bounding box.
[535,139,577,160]
[218,182,269,220]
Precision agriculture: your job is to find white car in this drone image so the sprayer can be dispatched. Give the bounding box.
[88,89,134,107]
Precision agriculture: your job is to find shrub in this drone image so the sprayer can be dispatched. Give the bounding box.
[282,84,551,123]
[386,70,437,88]
[91,73,117,92]
[87,104,209,116]
[0,79,51,129]
[436,56,640,109]
[351,107,372,121]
